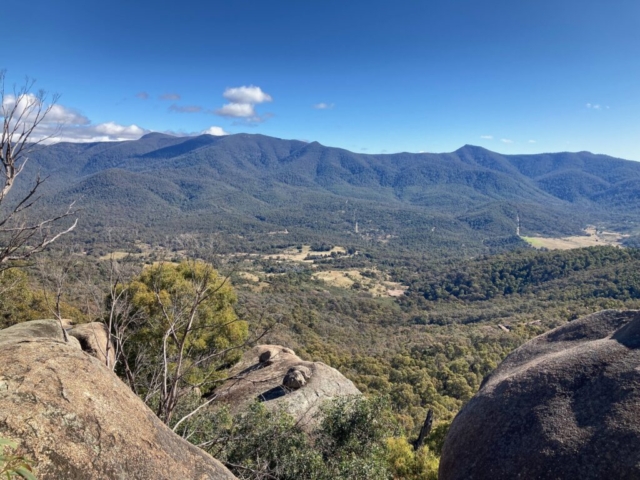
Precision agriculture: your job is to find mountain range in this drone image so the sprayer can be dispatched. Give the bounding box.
[24,133,640,253]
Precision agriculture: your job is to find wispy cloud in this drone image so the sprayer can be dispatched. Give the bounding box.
[586,103,602,110]
[169,104,203,113]
[501,138,513,144]
[314,102,334,110]
[135,92,150,100]
[231,112,274,126]
[480,135,493,140]
[160,93,181,101]
[528,139,536,143]
[214,85,273,123]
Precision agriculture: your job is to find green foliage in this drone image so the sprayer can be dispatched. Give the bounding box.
[0,268,85,329]
[120,260,248,422]
[318,396,396,458]
[386,437,439,480]
[410,246,640,302]
[0,438,36,480]
[129,261,246,355]
[0,270,35,329]
[201,396,404,480]
[213,403,326,480]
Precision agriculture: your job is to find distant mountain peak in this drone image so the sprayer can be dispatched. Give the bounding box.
[456,144,492,153]
[140,132,176,140]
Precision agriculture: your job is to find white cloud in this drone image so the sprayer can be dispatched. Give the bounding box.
[528,139,536,143]
[586,103,602,110]
[314,102,334,110]
[1,94,139,143]
[47,104,90,125]
[215,85,273,122]
[215,102,256,118]
[40,122,147,143]
[93,122,145,137]
[586,103,592,108]
[201,126,228,136]
[480,135,493,140]
[501,139,513,144]
[2,93,90,127]
[222,85,272,104]
[1,95,227,144]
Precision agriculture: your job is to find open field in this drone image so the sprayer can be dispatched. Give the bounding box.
[237,272,261,282]
[98,243,190,262]
[522,226,629,250]
[263,245,347,262]
[98,251,131,261]
[312,269,407,297]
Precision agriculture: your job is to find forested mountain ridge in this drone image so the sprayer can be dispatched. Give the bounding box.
[26,133,640,252]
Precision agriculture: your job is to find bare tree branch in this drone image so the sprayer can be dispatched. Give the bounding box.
[0,70,76,272]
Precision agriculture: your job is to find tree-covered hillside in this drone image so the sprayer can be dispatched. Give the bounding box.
[23,133,640,255]
[224,245,640,429]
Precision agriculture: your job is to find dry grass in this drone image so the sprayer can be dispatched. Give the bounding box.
[236,272,261,282]
[312,269,407,297]
[263,245,347,263]
[522,226,628,250]
[98,251,131,261]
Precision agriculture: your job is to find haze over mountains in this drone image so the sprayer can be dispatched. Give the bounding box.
[28,133,640,252]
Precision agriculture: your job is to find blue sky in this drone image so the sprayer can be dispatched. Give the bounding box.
[3,0,640,159]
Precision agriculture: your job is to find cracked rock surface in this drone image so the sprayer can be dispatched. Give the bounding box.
[0,320,236,480]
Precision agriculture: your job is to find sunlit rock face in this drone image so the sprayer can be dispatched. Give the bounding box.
[0,319,236,480]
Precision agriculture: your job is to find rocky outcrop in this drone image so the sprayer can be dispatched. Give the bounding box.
[440,310,640,480]
[0,320,236,480]
[283,365,312,390]
[67,322,116,368]
[213,345,360,428]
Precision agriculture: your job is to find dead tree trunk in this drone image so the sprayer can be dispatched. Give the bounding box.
[413,408,434,450]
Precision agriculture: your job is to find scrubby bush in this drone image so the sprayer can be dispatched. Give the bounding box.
[178,395,440,480]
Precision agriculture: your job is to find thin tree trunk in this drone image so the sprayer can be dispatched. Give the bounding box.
[414,409,434,450]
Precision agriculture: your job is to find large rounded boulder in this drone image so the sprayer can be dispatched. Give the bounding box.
[0,320,236,480]
[440,309,640,480]
[213,345,360,429]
